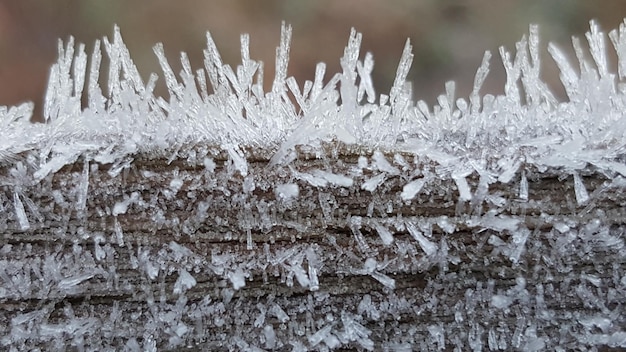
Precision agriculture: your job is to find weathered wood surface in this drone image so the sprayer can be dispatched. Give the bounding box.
[1,146,625,351]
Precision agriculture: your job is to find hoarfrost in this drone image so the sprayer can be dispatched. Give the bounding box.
[168,177,183,195]
[312,170,353,188]
[275,183,299,201]
[225,144,248,176]
[1,18,625,352]
[406,222,438,256]
[58,273,94,292]
[361,173,386,192]
[371,219,394,246]
[519,170,529,201]
[400,178,425,201]
[294,170,328,187]
[112,192,140,216]
[370,271,395,290]
[76,160,89,212]
[508,227,530,264]
[309,324,333,347]
[350,216,372,254]
[491,294,513,309]
[308,264,320,291]
[203,157,216,173]
[427,324,445,351]
[340,312,374,350]
[436,216,456,234]
[173,269,196,295]
[573,172,590,205]
[478,212,520,232]
[269,303,290,323]
[113,217,125,246]
[12,192,29,231]
[372,150,399,175]
[452,174,472,202]
[229,269,246,290]
[263,325,277,349]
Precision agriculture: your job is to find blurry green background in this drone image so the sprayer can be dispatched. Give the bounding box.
[1,0,626,120]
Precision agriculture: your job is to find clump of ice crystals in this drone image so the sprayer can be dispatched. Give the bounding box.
[1,20,626,350]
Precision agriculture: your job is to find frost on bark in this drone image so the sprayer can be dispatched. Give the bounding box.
[1,21,626,351]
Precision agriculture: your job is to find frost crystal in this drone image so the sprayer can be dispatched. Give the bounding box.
[12,192,30,231]
[400,178,425,201]
[173,269,197,295]
[406,222,438,256]
[372,220,394,246]
[275,183,299,201]
[1,19,626,351]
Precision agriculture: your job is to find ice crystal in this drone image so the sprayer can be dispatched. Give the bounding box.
[1,18,626,351]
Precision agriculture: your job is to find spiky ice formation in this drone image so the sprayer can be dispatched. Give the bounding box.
[0,20,625,351]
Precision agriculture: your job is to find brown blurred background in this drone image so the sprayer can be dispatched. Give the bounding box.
[1,0,626,121]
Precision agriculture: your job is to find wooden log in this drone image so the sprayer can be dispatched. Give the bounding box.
[1,144,625,351]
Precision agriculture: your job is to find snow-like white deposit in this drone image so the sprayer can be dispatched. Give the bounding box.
[0,22,624,178]
[1,19,626,351]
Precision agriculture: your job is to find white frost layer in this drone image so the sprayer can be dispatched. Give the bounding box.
[1,18,626,352]
[275,183,299,201]
[401,178,425,201]
[1,21,626,194]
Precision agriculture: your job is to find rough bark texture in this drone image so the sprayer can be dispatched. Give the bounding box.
[1,145,625,351]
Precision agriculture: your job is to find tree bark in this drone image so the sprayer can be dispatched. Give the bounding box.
[1,145,625,351]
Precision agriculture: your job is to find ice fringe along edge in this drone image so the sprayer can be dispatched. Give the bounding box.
[1,21,626,182]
